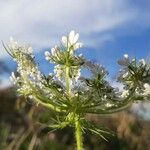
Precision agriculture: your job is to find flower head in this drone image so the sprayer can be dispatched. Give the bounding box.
[62,30,83,51]
[118,54,130,66]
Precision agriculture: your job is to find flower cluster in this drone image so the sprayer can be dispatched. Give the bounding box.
[61,30,83,51]
[7,38,41,80]
[54,64,81,82]
[143,83,150,95]
[4,38,55,102]
[118,54,150,94]
[44,31,84,84]
[4,31,150,150]
[5,31,150,115]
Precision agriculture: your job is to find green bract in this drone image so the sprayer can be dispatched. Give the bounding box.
[4,31,150,150]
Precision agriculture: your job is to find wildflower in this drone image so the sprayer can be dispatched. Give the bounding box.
[54,64,81,82]
[51,47,57,56]
[121,90,129,98]
[118,54,130,66]
[10,72,20,84]
[4,31,150,150]
[45,51,51,60]
[139,59,146,66]
[143,83,150,95]
[105,102,114,107]
[62,30,83,51]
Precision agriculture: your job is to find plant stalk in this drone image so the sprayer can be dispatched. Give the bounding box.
[66,66,71,100]
[75,118,83,150]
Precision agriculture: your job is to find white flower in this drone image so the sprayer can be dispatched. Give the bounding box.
[105,102,114,107]
[79,54,83,57]
[139,59,146,66]
[143,83,150,95]
[122,72,129,78]
[124,54,128,59]
[74,43,83,49]
[75,93,79,97]
[51,47,57,56]
[27,47,33,54]
[62,36,67,45]
[49,73,53,76]
[10,72,20,84]
[54,64,81,82]
[118,54,130,66]
[45,51,51,60]
[9,37,34,56]
[121,90,129,98]
[61,30,83,51]
[8,38,42,84]
[69,30,79,44]
[45,51,50,57]
[9,37,18,50]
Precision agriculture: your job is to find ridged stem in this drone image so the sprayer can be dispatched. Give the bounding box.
[65,66,71,100]
[75,118,83,150]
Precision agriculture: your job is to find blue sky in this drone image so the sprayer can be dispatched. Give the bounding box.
[0,0,150,87]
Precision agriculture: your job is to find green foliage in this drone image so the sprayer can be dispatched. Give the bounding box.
[3,31,150,150]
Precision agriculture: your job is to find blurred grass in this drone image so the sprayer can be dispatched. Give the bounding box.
[0,87,150,150]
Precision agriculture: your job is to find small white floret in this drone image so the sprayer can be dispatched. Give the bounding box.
[62,36,67,44]
[45,51,50,56]
[124,54,128,58]
[69,30,75,44]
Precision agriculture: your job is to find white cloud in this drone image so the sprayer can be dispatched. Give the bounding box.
[0,0,148,59]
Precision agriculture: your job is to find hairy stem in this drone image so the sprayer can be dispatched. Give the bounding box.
[66,66,71,100]
[75,118,83,150]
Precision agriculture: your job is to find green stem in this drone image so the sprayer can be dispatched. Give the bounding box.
[75,118,83,150]
[66,66,71,100]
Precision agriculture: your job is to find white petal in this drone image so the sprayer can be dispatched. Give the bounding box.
[49,73,53,76]
[45,57,50,60]
[51,48,56,55]
[10,76,13,82]
[139,59,146,66]
[62,36,67,44]
[69,30,75,44]
[124,54,129,58]
[28,47,33,53]
[73,33,79,43]
[44,51,50,56]
[9,37,18,49]
[11,72,15,78]
[121,90,129,97]
[10,36,14,42]
[74,43,83,49]
[144,84,150,94]
[79,54,83,57]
